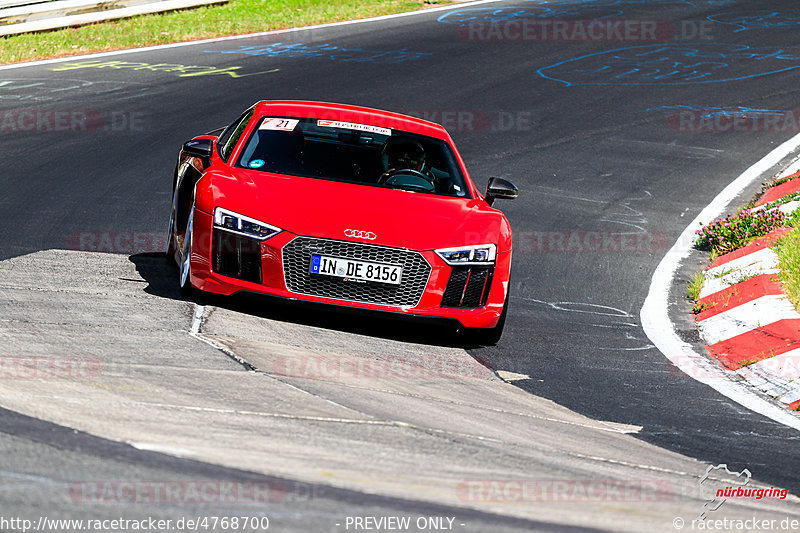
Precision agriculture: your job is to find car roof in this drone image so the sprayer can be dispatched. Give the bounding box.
[252,100,450,140]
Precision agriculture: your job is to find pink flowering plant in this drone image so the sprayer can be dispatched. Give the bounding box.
[695,207,786,255]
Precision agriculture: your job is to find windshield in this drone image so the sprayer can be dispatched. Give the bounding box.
[236,116,470,197]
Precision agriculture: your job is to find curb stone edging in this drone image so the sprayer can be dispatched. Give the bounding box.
[694,175,800,410]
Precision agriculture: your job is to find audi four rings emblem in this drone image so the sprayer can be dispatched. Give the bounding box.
[344,229,377,240]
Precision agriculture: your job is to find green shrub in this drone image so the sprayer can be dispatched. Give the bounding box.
[695,208,785,255]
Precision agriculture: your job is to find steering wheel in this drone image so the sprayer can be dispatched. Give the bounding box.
[380,168,436,191]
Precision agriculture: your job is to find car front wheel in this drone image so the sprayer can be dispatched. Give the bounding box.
[178,201,194,295]
[466,293,509,346]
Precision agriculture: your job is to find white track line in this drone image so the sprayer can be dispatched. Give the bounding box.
[641,133,800,431]
[0,0,503,71]
[190,303,204,335]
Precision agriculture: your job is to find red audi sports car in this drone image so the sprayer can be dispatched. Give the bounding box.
[167,101,518,343]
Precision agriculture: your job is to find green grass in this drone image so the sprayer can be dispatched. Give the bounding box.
[687,271,714,315]
[0,0,448,65]
[687,271,704,301]
[775,227,800,311]
[771,170,800,188]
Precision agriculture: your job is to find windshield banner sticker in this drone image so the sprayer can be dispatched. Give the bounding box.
[317,120,391,136]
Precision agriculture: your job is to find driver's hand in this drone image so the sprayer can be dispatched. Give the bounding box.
[378,167,403,184]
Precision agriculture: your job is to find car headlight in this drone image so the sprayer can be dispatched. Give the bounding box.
[435,244,496,265]
[213,207,281,240]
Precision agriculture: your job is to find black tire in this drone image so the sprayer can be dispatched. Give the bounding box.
[178,202,194,296]
[166,161,181,264]
[466,294,509,346]
[166,210,177,265]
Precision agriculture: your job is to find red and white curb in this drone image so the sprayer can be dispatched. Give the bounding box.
[695,175,800,410]
[642,133,800,432]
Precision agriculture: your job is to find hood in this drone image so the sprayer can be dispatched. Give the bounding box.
[204,169,510,252]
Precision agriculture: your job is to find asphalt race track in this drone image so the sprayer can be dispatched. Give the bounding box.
[2,0,800,531]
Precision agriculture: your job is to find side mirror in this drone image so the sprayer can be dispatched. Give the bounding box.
[182,137,214,159]
[485,177,519,206]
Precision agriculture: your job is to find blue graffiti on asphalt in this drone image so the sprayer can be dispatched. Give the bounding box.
[533,0,736,6]
[537,43,800,86]
[708,11,800,32]
[437,5,623,26]
[202,43,431,64]
[646,105,790,120]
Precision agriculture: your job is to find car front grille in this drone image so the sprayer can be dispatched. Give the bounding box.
[282,237,431,307]
[441,266,494,308]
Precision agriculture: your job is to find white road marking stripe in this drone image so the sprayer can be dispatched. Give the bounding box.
[496,370,530,381]
[705,247,778,279]
[129,442,196,455]
[190,303,204,335]
[697,294,800,345]
[641,132,800,431]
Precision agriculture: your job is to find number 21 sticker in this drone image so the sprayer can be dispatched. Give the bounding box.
[260,118,299,131]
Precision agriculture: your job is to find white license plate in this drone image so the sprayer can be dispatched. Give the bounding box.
[310,254,402,285]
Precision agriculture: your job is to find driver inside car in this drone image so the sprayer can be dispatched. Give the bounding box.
[378,137,434,186]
